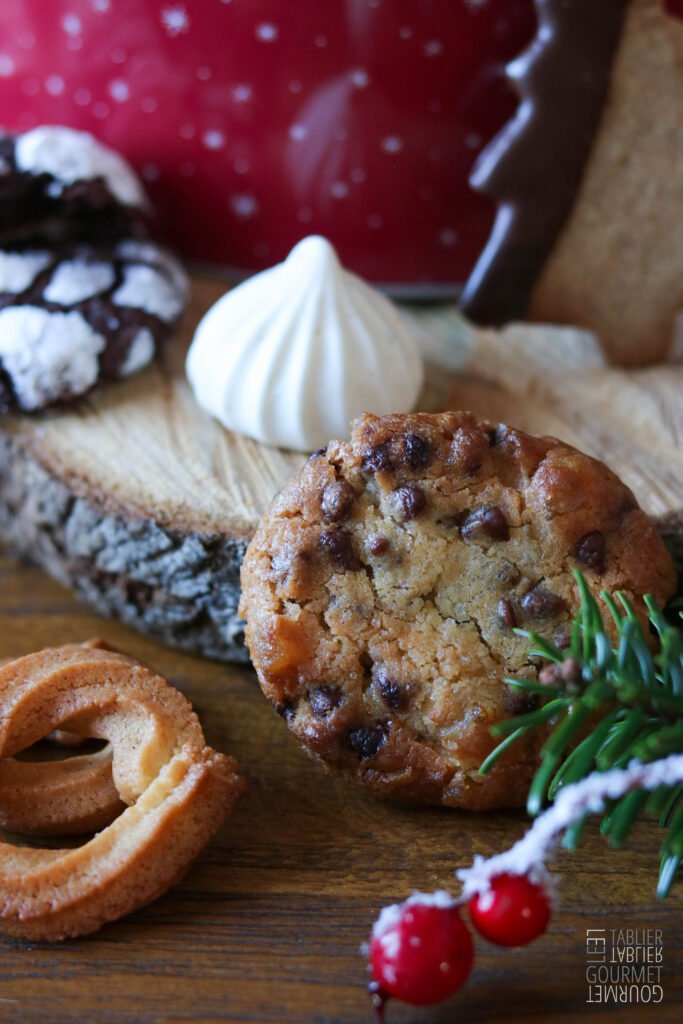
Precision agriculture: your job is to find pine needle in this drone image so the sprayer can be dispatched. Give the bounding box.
[480,569,683,896]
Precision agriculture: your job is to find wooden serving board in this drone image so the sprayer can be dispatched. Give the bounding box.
[0,277,681,663]
[0,555,681,1023]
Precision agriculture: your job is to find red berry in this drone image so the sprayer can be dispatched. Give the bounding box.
[468,873,551,947]
[369,894,474,1007]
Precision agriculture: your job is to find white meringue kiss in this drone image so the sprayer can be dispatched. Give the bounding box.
[186,236,424,451]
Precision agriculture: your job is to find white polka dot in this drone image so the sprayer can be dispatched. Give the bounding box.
[161,5,190,37]
[179,123,196,139]
[256,22,278,42]
[0,55,15,77]
[203,130,225,150]
[111,47,127,64]
[368,0,381,8]
[109,79,130,102]
[465,0,489,8]
[381,136,403,154]
[289,79,303,94]
[439,228,458,248]
[45,75,65,96]
[367,214,383,229]
[423,40,443,57]
[179,161,195,176]
[232,84,252,103]
[142,163,160,182]
[66,36,83,51]
[230,193,258,219]
[196,65,211,81]
[18,31,35,49]
[350,68,370,89]
[314,34,327,47]
[93,101,110,119]
[297,207,313,223]
[350,168,366,184]
[233,157,250,174]
[21,79,40,97]
[74,87,91,106]
[330,181,349,199]
[61,13,82,35]
[399,26,413,39]
[289,123,307,142]
[141,96,158,113]
[92,0,112,11]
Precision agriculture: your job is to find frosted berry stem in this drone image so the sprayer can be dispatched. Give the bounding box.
[458,755,683,898]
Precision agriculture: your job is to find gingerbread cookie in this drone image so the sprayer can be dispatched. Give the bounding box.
[461,0,683,367]
[240,412,676,810]
[0,239,187,411]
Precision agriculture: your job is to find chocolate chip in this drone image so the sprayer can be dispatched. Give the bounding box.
[368,535,390,556]
[343,724,386,760]
[504,689,540,715]
[403,433,432,469]
[461,505,509,542]
[308,685,343,717]
[362,442,394,474]
[574,531,606,574]
[321,480,355,522]
[320,529,362,571]
[487,428,500,447]
[375,669,408,709]
[393,484,427,521]
[520,586,566,621]
[275,701,295,722]
[309,446,327,460]
[497,598,516,629]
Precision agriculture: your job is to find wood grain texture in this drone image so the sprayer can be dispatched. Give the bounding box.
[0,556,680,1023]
[0,279,681,664]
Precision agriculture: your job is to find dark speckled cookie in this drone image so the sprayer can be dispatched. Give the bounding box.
[240,411,676,810]
[0,239,187,412]
[0,125,149,246]
[0,126,187,412]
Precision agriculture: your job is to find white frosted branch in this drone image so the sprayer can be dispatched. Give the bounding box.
[458,755,683,898]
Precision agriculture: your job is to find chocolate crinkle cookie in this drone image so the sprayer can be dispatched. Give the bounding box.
[0,126,188,411]
[240,412,677,810]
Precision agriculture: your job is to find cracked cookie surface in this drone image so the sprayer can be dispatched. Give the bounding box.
[240,412,676,809]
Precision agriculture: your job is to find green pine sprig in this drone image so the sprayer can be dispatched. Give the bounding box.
[480,570,683,897]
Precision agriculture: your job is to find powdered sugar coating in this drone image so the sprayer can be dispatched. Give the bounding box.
[43,259,116,304]
[372,891,457,943]
[113,264,185,322]
[0,251,50,292]
[14,126,147,208]
[114,239,189,295]
[0,306,104,409]
[118,327,155,377]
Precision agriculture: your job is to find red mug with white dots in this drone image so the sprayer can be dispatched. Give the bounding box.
[0,0,535,293]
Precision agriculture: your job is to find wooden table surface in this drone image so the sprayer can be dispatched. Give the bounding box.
[0,553,680,1024]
